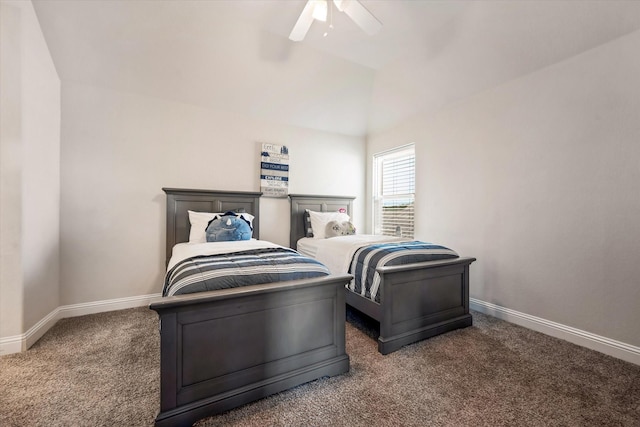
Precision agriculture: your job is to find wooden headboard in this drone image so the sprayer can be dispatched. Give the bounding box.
[289,194,355,249]
[162,188,262,265]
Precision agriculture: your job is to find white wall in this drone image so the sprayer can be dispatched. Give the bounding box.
[60,83,365,305]
[0,0,60,346]
[0,1,24,340]
[367,30,640,347]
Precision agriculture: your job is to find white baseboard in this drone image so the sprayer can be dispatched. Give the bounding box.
[0,293,161,356]
[0,334,24,355]
[470,298,640,366]
[4,295,638,366]
[56,293,162,319]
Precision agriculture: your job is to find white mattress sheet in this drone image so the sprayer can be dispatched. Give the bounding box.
[297,235,405,275]
[168,239,283,271]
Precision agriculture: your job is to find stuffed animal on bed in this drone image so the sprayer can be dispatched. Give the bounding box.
[325,220,356,238]
[205,211,252,242]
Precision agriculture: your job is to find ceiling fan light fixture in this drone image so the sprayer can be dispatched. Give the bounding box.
[312,0,328,22]
[289,0,381,42]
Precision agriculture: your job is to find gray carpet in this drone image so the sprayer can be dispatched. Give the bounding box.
[1,307,638,426]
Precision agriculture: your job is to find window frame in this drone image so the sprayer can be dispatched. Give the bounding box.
[372,144,415,238]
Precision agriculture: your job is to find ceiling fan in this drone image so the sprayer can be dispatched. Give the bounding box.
[289,0,382,42]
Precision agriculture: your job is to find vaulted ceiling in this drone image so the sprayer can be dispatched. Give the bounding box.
[33,0,640,137]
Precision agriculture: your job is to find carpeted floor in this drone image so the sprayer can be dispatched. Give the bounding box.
[1,307,638,426]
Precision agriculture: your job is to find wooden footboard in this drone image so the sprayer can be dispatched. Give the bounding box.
[345,257,475,355]
[150,274,351,427]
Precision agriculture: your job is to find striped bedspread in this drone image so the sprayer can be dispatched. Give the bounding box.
[164,247,330,297]
[348,241,458,303]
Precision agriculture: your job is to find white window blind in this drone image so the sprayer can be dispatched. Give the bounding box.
[373,145,415,238]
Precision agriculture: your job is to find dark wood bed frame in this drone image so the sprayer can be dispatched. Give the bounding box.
[149,188,351,427]
[289,194,476,355]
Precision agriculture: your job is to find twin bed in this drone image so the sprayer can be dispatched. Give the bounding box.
[150,188,475,426]
[289,194,475,355]
[150,188,351,427]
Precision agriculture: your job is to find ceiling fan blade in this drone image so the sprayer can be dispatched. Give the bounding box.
[332,0,346,12]
[289,0,316,41]
[335,0,382,36]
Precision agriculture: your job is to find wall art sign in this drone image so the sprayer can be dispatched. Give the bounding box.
[260,143,289,198]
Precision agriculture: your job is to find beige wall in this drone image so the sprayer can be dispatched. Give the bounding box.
[367,30,640,347]
[0,0,61,344]
[59,83,365,305]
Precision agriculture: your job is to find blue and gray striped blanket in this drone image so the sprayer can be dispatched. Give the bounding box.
[348,241,458,303]
[164,247,330,297]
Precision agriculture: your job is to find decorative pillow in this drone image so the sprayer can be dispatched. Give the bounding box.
[188,210,254,243]
[307,209,350,239]
[325,220,356,238]
[303,210,314,238]
[205,212,252,242]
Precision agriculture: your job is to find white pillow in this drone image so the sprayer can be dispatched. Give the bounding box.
[188,210,254,243]
[307,209,350,239]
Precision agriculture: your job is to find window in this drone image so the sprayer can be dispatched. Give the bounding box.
[373,144,415,238]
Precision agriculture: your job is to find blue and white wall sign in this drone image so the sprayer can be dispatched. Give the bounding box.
[260,143,289,197]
